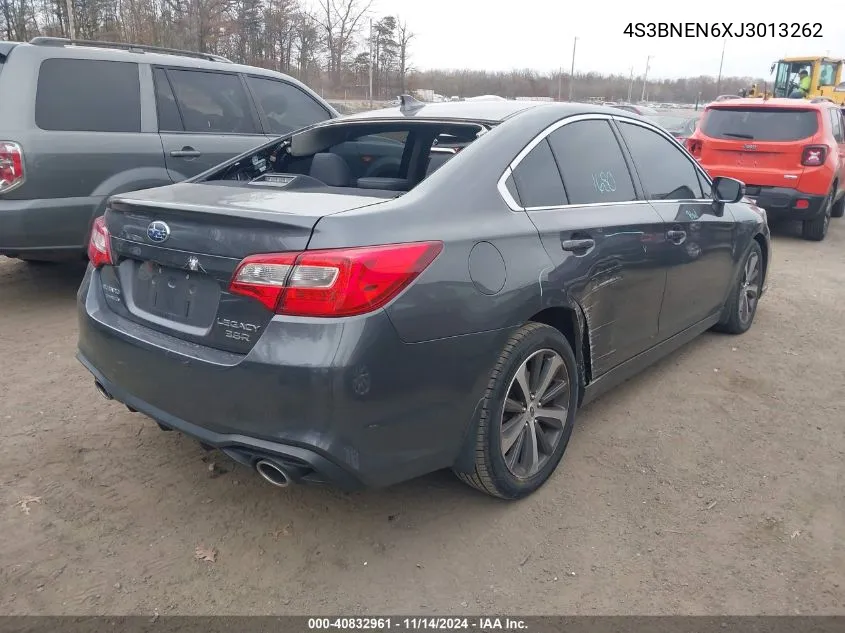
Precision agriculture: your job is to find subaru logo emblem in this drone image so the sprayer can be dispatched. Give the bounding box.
[147,221,170,243]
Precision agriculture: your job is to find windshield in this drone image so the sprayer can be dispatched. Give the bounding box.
[701,108,818,141]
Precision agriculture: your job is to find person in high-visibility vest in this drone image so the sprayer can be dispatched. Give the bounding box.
[789,69,811,98]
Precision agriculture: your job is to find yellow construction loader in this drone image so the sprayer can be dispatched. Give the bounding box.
[744,56,845,103]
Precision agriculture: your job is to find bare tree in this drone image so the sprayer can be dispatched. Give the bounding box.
[371,15,395,98]
[1,0,32,40]
[395,16,412,93]
[293,9,319,81]
[317,0,371,89]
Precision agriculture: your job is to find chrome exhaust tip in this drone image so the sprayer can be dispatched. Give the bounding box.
[94,381,112,401]
[255,459,292,488]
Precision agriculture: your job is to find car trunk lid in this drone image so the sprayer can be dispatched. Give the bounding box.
[100,182,390,354]
[696,106,819,188]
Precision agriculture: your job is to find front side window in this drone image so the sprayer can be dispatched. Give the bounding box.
[246,76,331,135]
[153,67,183,132]
[619,122,704,200]
[165,69,257,134]
[547,119,636,205]
[35,58,140,132]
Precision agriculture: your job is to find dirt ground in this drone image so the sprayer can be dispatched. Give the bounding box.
[1,219,843,616]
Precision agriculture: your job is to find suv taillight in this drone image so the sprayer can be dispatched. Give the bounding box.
[87,216,113,268]
[0,141,24,193]
[685,139,703,159]
[230,241,444,316]
[801,144,828,166]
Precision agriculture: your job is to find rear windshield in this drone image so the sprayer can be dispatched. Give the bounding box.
[701,108,818,141]
[206,120,486,194]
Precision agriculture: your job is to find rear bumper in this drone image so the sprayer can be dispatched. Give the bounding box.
[744,186,826,221]
[76,267,510,490]
[78,353,363,489]
[0,196,100,257]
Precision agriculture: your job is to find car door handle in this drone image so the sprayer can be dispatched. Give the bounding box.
[666,229,687,244]
[561,238,595,252]
[170,147,201,158]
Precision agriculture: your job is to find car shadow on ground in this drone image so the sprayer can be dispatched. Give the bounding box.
[143,331,714,513]
[766,218,825,241]
[0,258,88,307]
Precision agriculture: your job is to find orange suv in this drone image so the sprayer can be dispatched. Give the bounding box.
[686,98,845,241]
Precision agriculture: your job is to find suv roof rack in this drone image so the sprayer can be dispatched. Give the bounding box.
[28,37,232,63]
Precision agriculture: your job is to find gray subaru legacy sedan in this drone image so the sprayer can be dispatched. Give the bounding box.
[77,98,771,499]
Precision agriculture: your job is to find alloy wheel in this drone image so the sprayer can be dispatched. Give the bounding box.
[738,250,761,325]
[500,349,570,479]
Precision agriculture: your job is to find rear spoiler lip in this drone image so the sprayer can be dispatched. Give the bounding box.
[0,41,18,61]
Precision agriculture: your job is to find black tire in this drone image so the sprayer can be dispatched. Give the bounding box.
[801,188,833,241]
[713,240,763,335]
[831,192,845,218]
[454,322,579,499]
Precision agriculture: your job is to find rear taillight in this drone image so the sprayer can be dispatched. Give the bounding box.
[87,216,113,268]
[0,141,24,194]
[230,241,444,316]
[685,139,702,159]
[801,144,828,166]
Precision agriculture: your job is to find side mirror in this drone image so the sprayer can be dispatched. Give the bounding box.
[712,176,745,204]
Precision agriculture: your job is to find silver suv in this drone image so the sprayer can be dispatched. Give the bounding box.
[0,38,338,262]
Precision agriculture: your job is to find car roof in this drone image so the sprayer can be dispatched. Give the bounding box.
[339,100,628,124]
[12,39,304,81]
[707,98,830,110]
[4,38,338,117]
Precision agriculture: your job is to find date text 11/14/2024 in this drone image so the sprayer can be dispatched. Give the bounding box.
[623,22,823,38]
[308,617,529,630]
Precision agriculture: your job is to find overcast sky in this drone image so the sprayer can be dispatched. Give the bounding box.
[347,0,845,79]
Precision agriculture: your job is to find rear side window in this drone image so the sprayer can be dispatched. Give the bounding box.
[547,119,636,205]
[618,122,704,200]
[35,58,140,132]
[511,139,567,208]
[165,69,257,134]
[701,108,818,141]
[829,109,844,143]
[246,76,330,135]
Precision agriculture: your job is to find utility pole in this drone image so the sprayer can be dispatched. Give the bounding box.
[567,37,578,102]
[65,0,76,38]
[640,55,652,103]
[715,39,726,97]
[368,19,374,109]
[627,66,634,102]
